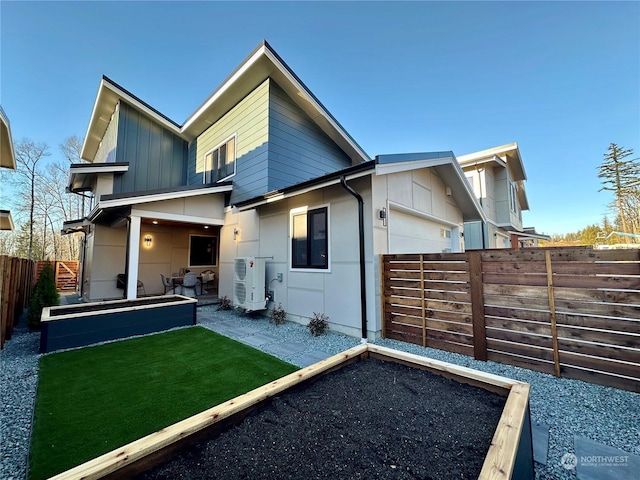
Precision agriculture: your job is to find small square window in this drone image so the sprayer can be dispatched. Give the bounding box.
[291,207,328,270]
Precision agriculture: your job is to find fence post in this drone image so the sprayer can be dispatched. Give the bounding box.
[545,250,561,377]
[380,255,386,339]
[468,251,487,361]
[420,254,427,347]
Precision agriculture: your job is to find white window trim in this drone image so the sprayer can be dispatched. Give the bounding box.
[203,134,237,184]
[188,233,218,268]
[289,203,331,273]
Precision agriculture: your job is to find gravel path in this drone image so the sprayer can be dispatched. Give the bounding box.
[2,306,639,480]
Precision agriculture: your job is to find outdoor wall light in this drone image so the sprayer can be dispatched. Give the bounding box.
[144,234,152,247]
[378,207,387,227]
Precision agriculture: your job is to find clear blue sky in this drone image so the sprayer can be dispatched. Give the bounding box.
[1,1,638,235]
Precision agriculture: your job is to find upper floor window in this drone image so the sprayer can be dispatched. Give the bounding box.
[509,182,518,213]
[204,135,236,183]
[291,206,329,270]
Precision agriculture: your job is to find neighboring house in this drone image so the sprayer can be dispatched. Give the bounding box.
[457,143,548,249]
[66,41,484,339]
[0,106,17,231]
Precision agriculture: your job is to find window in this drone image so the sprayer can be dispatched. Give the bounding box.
[189,235,218,267]
[509,182,518,213]
[204,136,236,183]
[291,206,328,270]
[440,228,452,239]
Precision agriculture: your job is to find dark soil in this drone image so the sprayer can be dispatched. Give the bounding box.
[138,358,506,480]
[49,296,184,316]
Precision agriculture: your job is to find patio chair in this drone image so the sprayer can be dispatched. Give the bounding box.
[160,273,176,295]
[116,274,146,297]
[182,272,198,298]
[201,270,215,292]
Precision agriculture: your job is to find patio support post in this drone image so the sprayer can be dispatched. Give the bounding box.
[127,215,141,299]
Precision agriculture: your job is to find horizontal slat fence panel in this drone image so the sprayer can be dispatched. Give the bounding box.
[381,247,640,392]
[1,256,36,349]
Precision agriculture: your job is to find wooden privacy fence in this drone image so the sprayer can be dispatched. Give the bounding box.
[35,260,79,292]
[381,247,640,392]
[1,255,36,349]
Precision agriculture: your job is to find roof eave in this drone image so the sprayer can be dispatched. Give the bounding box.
[0,210,14,231]
[375,153,487,223]
[458,143,527,182]
[0,107,17,170]
[182,41,371,165]
[81,78,185,162]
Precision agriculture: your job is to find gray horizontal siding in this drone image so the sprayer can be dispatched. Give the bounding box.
[268,82,351,192]
[114,102,187,194]
[229,143,269,205]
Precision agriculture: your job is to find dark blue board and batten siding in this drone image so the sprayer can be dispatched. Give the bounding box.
[186,79,355,205]
[40,296,197,353]
[113,102,188,195]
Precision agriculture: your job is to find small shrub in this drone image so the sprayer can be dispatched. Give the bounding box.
[27,262,60,331]
[217,295,233,311]
[269,303,287,325]
[307,312,329,336]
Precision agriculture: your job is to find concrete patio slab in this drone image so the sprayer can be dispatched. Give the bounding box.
[239,332,281,347]
[210,323,261,339]
[261,341,308,358]
[293,350,332,368]
[574,435,639,480]
[532,423,549,465]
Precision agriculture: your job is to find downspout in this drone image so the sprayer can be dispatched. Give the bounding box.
[339,176,367,342]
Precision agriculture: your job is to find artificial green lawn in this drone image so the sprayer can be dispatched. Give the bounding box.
[29,326,299,480]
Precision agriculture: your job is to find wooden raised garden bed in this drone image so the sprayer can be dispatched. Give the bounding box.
[40,295,197,353]
[49,344,533,480]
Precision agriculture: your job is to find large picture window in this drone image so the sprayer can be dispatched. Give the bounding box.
[204,135,236,183]
[189,235,218,267]
[291,206,328,270]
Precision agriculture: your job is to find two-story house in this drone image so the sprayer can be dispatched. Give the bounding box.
[1,106,16,231]
[66,41,485,339]
[457,143,548,249]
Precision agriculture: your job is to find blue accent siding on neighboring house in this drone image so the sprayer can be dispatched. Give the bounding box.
[267,82,351,192]
[113,102,187,194]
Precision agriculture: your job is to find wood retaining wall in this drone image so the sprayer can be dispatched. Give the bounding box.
[381,247,640,392]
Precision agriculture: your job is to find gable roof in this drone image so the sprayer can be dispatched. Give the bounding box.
[457,142,527,182]
[81,41,370,166]
[375,152,486,222]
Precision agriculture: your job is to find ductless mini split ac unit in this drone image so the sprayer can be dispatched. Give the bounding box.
[233,257,267,312]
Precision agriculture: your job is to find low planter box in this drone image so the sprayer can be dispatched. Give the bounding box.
[49,344,534,480]
[40,295,197,354]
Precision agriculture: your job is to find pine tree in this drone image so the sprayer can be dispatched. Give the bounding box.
[27,262,59,330]
[598,144,640,233]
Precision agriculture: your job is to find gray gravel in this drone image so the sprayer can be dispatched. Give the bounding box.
[1,322,39,480]
[2,306,638,480]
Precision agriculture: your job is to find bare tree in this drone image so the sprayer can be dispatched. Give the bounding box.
[12,139,50,259]
[60,135,88,217]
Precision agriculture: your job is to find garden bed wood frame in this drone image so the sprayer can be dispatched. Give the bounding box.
[48,344,533,480]
[40,295,197,353]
